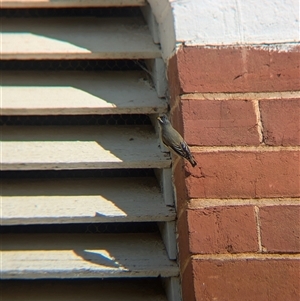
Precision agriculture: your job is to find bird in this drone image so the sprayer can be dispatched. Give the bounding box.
[157,114,197,167]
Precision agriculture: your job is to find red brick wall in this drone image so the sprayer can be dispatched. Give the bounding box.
[168,45,300,301]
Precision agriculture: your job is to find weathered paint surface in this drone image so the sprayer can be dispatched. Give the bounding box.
[170,0,299,45]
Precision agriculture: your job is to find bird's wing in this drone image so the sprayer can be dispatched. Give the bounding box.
[180,141,193,159]
[169,140,192,160]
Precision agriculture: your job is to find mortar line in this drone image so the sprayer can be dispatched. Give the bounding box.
[180,91,300,100]
[188,198,300,208]
[191,253,300,260]
[170,95,181,116]
[252,99,264,144]
[180,256,192,276]
[254,206,263,253]
[190,145,300,152]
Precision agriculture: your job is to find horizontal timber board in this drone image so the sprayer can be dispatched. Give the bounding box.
[1,71,167,115]
[1,177,175,225]
[0,0,146,8]
[1,279,167,301]
[1,233,179,279]
[1,125,171,170]
[1,17,161,59]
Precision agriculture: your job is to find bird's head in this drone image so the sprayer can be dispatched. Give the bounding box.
[157,114,170,125]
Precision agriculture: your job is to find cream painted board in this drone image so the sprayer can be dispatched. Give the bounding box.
[1,233,179,279]
[1,279,167,301]
[159,221,177,260]
[1,71,167,115]
[1,177,176,225]
[0,0,146,8]
[1,18,161,59]
[1,125,171,170]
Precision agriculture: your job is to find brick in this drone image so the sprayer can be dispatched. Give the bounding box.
[168,53,182,110]
[182,98,260,146]
[186,151,300,198]
[187,206,258,254]
[170,103,184,139]
[260,205,300,253]
[173,159,189,211]
[175,45,300,93]
[260,98,300,146]
[177,210,192,267]
[191,258,300,301]
[181,259,196,301]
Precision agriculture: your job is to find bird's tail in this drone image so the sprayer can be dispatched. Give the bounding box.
[189,156,197,167]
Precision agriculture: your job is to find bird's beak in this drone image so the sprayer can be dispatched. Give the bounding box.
[157,116,162,122]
